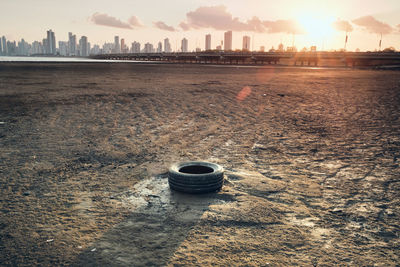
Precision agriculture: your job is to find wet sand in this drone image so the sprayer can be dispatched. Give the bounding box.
[0,63,399,266]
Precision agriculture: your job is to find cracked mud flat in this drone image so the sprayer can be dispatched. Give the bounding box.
[0,63,399,266]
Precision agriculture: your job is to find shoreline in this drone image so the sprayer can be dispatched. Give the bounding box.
[1,58,399,71]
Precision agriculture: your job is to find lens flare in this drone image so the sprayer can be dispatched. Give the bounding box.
[236,86,252,101]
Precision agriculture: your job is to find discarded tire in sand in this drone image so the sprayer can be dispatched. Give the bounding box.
[168,161,224,193]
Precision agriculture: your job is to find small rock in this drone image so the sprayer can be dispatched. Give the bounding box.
[91,248,97,252]
[23,191,31,196]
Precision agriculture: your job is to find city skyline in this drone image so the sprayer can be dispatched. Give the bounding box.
[1,0,400,52]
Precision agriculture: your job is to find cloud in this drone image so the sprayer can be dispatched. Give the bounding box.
[91,13,143,29]
[246,16,266,33]
[181,5,251,31]
[179,5,304,34]
[128,16,144,27]
[153,21,176,32]
[352,16,393,34]
[263,19,304,34]
[179,22,191,31]
[332,19,353,32]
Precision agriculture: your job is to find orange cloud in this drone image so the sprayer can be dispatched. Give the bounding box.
[333,19,353,32]
[352,16,393,34]
[180,5,304,34]
[153,21,176,32]
[91,13,143,29]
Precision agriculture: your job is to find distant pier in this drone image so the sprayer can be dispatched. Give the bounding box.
[90,51,400,67]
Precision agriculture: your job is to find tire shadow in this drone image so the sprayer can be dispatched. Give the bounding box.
[73,174,230,266]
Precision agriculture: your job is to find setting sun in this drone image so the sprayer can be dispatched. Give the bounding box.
[297,14,335,41]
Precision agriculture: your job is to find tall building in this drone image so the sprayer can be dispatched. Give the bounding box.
[59,41,68,56]
[102,43,114,54]
[79,36,88,57]
[143,42,154,53]
[0,38,2,55]
[181,38,188,52]
[164,38,171,53]
[205,34,211,51]
[224,31,232,51]
[32,41,43,54]
[131,41,141,53]
[6,41,16,56]
[68,32,76,56]
[157,42,162,53]
[242,36,250,51]
[121,38,127,53]
[46,30,56,55]
[91,44,100,55]
[1,36,7,55]
[42,38,48,54]
[114,36,120,53]
[17,39,30,56]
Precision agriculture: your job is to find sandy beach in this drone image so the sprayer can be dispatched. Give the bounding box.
[0,62,399,266]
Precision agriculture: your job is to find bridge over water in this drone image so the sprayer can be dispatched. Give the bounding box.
[90,51,400,67]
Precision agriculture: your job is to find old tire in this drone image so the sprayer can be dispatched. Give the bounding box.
[168,161,224,194]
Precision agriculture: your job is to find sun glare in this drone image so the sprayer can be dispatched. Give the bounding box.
[297,14,335,42]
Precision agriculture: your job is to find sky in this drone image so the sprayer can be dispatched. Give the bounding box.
[1,0,400,52]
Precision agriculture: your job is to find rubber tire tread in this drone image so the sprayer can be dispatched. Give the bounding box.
[169,183,223,194]
[168,174,223,185]
[168,178,223,189]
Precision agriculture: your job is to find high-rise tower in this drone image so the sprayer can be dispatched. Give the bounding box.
[114,36,120,53]
[242,36,251,51]
[224,31,232,51]
[164,38,171,53]
[205,34,211,51]
[68,32,76,56]
[47,30,56,55]
[181,38,188,52]
[79,36,88,57]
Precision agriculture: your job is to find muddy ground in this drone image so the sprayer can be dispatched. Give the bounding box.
[0,63,399,266]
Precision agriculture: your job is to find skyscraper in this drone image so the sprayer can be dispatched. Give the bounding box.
[131,41,141,53]
[79,36,88,57]
[46,30,56,55]
[121,38,126,53]
[114,36,120,53]
[43,38,48,54]
[17,39,29,56]
[59,41,68,56]
[164,38,171,53]
[2,36,7,55]
[32,41,43,54]
[181,38,188,52]
[68,32,76,56]
[91,44,100,55]
[242,36,251,51]
[205,34,211,51]
[157,42,162,53]
[224,31,232,51]
[143,42,154,53]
